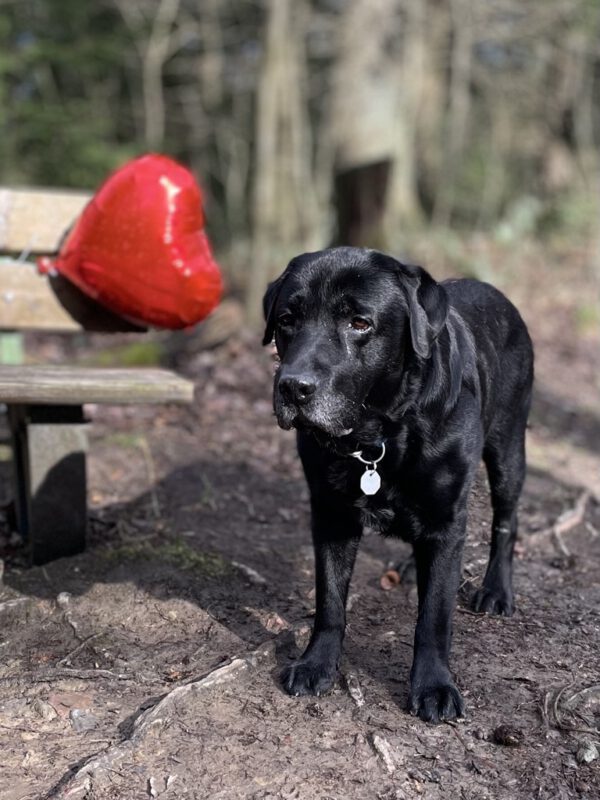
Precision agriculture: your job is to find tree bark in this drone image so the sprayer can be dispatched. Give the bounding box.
[432,0,473,228]
[246,0,316,326]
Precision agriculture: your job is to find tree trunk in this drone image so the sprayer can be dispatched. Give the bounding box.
[432,0,473,228]
[246,0,316,326]
[330,0,424,248]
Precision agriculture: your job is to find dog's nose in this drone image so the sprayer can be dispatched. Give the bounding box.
[279,375,317,405]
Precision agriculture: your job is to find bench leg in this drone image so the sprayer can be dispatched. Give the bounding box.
[8,405,88,565]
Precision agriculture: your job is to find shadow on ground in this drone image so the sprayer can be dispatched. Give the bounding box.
[531,384,600,457]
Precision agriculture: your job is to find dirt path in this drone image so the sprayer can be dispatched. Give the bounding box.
[0,261,599,799]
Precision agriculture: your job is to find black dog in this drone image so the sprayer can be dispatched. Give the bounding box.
[262,247,533,722]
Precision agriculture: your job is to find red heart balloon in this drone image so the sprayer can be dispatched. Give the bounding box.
[38,154,223,329]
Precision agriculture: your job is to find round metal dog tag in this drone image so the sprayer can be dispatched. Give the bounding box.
[360,469,381,496]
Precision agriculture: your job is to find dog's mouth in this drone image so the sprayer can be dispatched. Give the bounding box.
[295,419,354,437]
[275,404,355,438]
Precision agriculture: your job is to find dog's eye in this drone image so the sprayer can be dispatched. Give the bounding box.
[278,313,294,328]
[350,316,371,332]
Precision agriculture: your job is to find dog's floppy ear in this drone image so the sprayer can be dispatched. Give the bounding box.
[262,274,285,346]
[375,254,448,358]
[262,254,309,345]
[404,264,449,358]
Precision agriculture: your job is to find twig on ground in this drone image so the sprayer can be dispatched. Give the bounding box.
[456,607,488,617]
[527,491,590,555]
[446,720,473,751]
[137,436,160,519]
[342,671,365,708]
[232,561,267,586]
[541,690,551,728]
[56,592,82,640]
[58,633,103,666]
[0,597,30,614]
[564,684,600,707]
[0,667,133,686]
[544,683,600,736]
[552,683,573,729]
[369,733,396,774]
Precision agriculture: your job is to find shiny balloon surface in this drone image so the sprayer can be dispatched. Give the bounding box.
[38,154,223,329]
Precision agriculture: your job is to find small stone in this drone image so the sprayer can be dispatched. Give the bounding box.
[69,708,98,732]
[31,698,58,721]
[576,741,599,764]
[56,592,71,608]
[265,612,288,633]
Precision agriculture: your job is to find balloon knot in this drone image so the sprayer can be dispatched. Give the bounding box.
[37,256,57,276]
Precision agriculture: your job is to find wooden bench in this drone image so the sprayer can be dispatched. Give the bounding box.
[0,187,195,564]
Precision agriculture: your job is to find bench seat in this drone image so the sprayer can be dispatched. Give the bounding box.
[0,364,194,405]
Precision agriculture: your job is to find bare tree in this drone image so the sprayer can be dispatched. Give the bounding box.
[432,0,474,228]
[114,0,182,150]
[246,0,318,324]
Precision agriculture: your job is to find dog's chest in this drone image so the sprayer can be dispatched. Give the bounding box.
[355,483,418,539]
[328,458,416,538]
[328,453,460,540]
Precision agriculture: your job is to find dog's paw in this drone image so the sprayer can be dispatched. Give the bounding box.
[471,585,515,616]
[281,659,337,697]
[408,682,465,723]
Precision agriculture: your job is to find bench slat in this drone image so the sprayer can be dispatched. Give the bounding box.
[1,261,81,332]
[0,365,194,405]
[0,187,90,252]
[1,261,146,333]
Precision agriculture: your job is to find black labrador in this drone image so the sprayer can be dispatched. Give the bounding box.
[262,247,533,722]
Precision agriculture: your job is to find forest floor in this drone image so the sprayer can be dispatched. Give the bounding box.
[0,242,599,800]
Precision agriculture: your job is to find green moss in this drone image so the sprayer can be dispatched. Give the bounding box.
[159,539,228,575]
[102,537,228,577]
[84,341,164,368]
[575,303,600,335]
[102,432,144,449]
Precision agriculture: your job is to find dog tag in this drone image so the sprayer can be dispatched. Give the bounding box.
[360,468,381,496]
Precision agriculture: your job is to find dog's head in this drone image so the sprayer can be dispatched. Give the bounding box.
[262,247,448,437]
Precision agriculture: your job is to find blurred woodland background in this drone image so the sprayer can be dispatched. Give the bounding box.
[0,0,599,323]
[1,7,600,795]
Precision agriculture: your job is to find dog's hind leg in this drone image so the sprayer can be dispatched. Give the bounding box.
[472,424,527,616]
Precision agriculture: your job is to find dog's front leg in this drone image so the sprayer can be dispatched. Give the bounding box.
[282,497,362,697]
[408,522,466,723]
